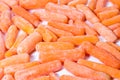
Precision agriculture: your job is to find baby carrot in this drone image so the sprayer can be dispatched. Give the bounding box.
[36,42,74,51]
[33,76,50,80]
[59,0,72,4]
[78,59,120,79]
[33,9,68,23]
[48,21,85,36]
[64,60,110,80]
[5,25,18,49]
[110,0,120,8]
[49,72,59,80]
[12,15,34,34]
[76,4,100,24]
[1,74,15,80]
[0,31,6,60]
[57,35,98,45]
[45,2,85,21]
[4,61,40,75]
[0,54,30,68]
[96,0,107,10]
[68,0,88,6]
[12,5,39,26]
[17,31,42,54]
[108,23,120,30]
[96,41,120,61]
[113,27,120,38]
[0,68,4,80]
[107,42,120,51]
[5,48,17,58]
[39,47,85,63]
[93,22,117,42]
[102,15,120,26]
[15,60,62,80]
[0,10,12,33]
[88,0,97,11]
[0,1,10,12]
[81,41,120,68]
[0,0,18,7]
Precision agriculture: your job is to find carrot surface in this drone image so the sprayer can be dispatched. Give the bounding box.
[0,68,4,80]
[1,74,15,80]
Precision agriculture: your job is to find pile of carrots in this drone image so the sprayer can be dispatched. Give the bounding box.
[0,0,120,80]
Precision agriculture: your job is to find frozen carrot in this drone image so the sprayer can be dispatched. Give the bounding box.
[0,0,18,7]
[108,23,120,30]
[46,25,73,37]
[0,1,10,12]
[57,35,98,45]
[17,31,42,54]
[33,76,50,80]
[12,5,39,26]
[96,0,107,10]
[4,61,40,75]
[12,15,34,34]
[64,60,110,80]
[110,0,120,8]
[0,54,30,68]
[60,75,93,80]
[0,31,6,60]
[33,9,68,23]
[0,10,12,33]
[88,0,97,11]
[0,68,4,80]
[39,47,85,62]
[45,2,85,21]
[107,42,120,51]
[93,22,117,42]
[68,0,88,6]
[81,41,120,68]
[5,25,18,49]
[97,9,119,21]
[68,19,74,25]
[102,15,120,26]
[96,41,120,61]
[76,4,100,24]
[49,73,59,80]
[1,74,15,80]
[5,48,17,58]
[36,42,74,51]
[48,21,85,36]
[113,27,120,38]
[15,60,62,80]
[78,59,120,79]
[59,0,72,4]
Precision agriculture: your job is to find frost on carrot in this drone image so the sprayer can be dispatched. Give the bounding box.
[49,72,59,80]
[1,74,15,80]
[110,0,120,8]
[96,0,107,10]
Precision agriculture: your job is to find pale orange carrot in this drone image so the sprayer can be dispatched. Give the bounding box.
[1,74,15,80]
[49,73,59,80]
[39,47,85,63]
[17,31,42,54]
[107,42,120,51]
[33,76,50,80]
[76,4,100,24]
[45,2,85,21]
[59,0,72,4]
[78,59,120,79]
[108,23,120,30]
[33,9,68,23]
[102,15,120,26]
[1,0,18,7]
[68,19,74,25]
[0,54,30,68]
[93,22,117,42]
[0,68,4,80]
[96,0,107,10]
[0,1,10,12]
[81,41,120,68]
[36,42,74,51]
[57,35,98,45]
[0,10,12,33]
[113,27,120,38]
[12,5,39,26]
[5,48,17,58]
[88,0,97,11]
[48,21,85,36]
[68,0,88,6]
[5,25,18,49]
[15,60,62,80]
[96,41,120,61]
[4,61,40,75]
[64,60,110,80]
[110,0,120,8]
[0,31,6,60]
[12,15,34,34]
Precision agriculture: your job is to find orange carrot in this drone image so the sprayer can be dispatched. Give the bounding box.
[39,47,85,63]
[0,1,10,12]
[76,4,100,24]
[68,0,88,6]
[17,31,42,54]
[93,22,117,42]
[4,61,40,76]
[113,27,120,38]
[78,59,120,79]
[33,76,50,80]
[45,2,85,21]
[81,41,120,68]
[12,15,34,34]
[108,23,120,30]
[49,73,59,80]
[88,0,97,11]
[15,60,62,80]
[0,54,30,68]
[96,41,120,61]
[107,42,120,51]
[102,15,120,26]
[5,25,18,49]
[59,0,72,4]
[12,5,39,26]
[57,35,98,45]
[0,68,4,80]
[48,21,85,36]
[0,0,18,7]
[0,10,12,33]
[5,48,17,58]
[64,60,110,80]
[110,0,120,8]
[96,0,107,10]
[36,42,74,51]
[46,25,74,37]
[1,74,15,80]
[0,31,6,60]
[33,9,68,23]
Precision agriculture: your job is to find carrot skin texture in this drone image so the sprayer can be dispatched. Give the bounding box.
[113,27,120,38]
[110,0,120,8]
[0,0,18,7]
[0,68,4,80]
[96,0,107,10]
[1,74,15,80]
[88,0,97,11]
